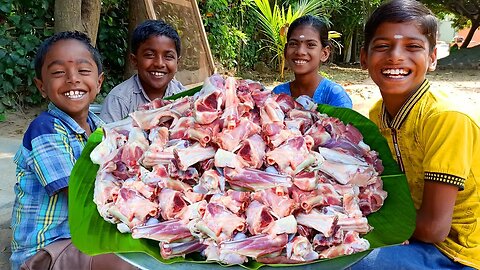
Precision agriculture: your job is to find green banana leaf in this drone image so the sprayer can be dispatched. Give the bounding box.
[69,88,416,270]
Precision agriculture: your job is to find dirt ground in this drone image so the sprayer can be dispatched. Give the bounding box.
[0,67,479,138]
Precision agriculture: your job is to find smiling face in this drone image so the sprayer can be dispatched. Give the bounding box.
[34,39,103,122]
[285,25,330,77]
[361,21,437,100]
[131,35,179,99]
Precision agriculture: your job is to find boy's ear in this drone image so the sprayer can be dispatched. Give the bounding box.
[360,47,368,70]
[34,77,47,98]
[174,56,180,72]
[97,72,105,93]
[130,53,138,69]
[428,47,438,72]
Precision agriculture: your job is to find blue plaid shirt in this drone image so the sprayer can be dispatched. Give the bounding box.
[10,103,103,268]
[272,78,353,108]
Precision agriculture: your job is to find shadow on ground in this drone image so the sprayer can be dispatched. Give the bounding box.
[438,45,480,70]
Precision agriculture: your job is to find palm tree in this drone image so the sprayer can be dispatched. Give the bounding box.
[252,0,340,79]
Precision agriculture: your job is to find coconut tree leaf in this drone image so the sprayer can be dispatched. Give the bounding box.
[69,89,415,270]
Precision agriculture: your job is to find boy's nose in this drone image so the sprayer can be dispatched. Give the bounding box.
[153,56,165,67]
[388,45,405,62]
[66,72,80,84]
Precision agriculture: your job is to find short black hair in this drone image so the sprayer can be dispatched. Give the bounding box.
[34,31,103,79]
[364,0,437,52]
[131,19,181,56]
[287,15,330,48]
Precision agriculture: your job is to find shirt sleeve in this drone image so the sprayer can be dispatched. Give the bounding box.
[100,93,129,123]
[272,83,290,95]
[30,133,76,196]
[422,111,477,189]
[327,84,353,109]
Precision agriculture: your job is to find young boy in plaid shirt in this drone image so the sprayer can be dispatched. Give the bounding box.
[10,31,136,270]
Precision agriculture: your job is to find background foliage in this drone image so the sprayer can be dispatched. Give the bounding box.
[95,0,128,103]
[0,0,54,114]
[0,0,128,112]
[198,0,260,71]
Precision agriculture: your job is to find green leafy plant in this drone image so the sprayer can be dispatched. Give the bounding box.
[0,0,54,112]
[330,0,382,63]
[96,0,128,102]
[199,0,257,71]
[0,0,128,110]
[252,0,341,80]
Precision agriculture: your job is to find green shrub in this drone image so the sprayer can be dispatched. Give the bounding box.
[0,0,54,112]
[96,0,128,103]
[198,0,260,71]
[0,0,129,109]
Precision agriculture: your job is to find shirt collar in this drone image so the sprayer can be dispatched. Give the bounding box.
[134,74,163,102]
[381,79,430,129]
[47,102,104,135]
[134,74,182,100]
[132,74,149,98]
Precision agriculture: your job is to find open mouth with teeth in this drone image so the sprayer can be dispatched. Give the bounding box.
[64,90,87,99]
[150,71,166,78]
[293,60,308,65]
[381,68,411,78]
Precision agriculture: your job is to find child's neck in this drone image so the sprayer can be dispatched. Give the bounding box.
[142,81,167,101]
[71,111,92,136]
[146,90,166,101]
[290,73,322,98]
[382,93,411,119]
[382,81,426,119]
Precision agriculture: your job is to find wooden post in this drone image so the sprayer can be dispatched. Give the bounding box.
[143,0,157,20]
[189,0,216,75]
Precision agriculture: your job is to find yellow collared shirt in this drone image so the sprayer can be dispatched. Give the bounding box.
[369,79,480,269]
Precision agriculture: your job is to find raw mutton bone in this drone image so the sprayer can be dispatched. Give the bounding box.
[90,74,387,264]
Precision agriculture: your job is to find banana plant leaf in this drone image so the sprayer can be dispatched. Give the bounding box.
[69,88,415,270]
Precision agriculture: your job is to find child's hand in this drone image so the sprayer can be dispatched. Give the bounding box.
[402,240,409,245]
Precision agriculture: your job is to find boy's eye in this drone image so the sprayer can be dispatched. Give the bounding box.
[144,52,155,58]
[51,70,65,76]
[165,54,176,60]
[372,44,389,50]
[407,44,423,50]
[79,69,92,74]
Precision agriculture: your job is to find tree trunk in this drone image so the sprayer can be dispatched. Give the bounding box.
[81,0,101,45]
[351,29,358,63]
[54,0,101,46]
[461,19,480,49]
[124,0,149,79]
[343,32,353,63]
[54,1,82,33]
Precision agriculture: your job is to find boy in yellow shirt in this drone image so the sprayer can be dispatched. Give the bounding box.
[352,0,480,269]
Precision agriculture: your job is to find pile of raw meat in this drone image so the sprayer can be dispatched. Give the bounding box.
[90,74,387,265]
